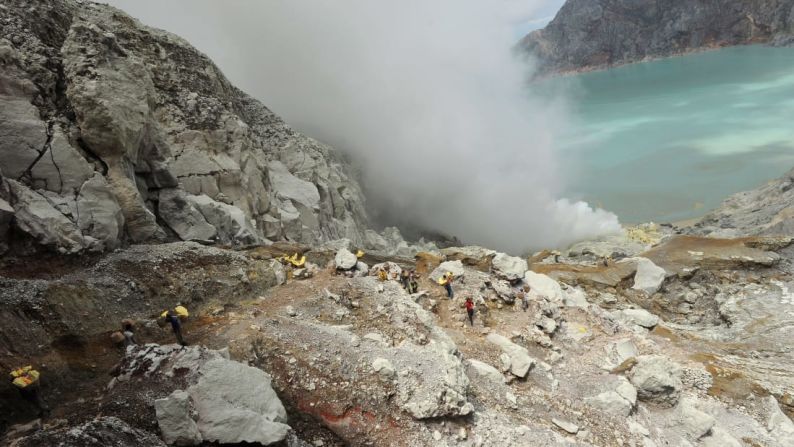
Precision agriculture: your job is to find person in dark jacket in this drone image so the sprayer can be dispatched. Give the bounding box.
[165,311,187,346]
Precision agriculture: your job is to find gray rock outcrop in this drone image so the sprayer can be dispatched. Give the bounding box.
[690,167,794,238]
[628,355,683,407]
[116,344,291,446]
[629,257,667,294]
[491,252,528,281]
[0,0,370,253]
[486,333,536,378]
[334,248,358,270]
[521,0,794,74]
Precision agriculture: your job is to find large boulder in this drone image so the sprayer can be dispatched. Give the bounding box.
[334,248,358,270]
[465,359,504,383]
[158,189,217,241]
[187,194,261,244]
[76,173,124,250]
[7,179,86,253]
[628,257,667,294]
[628,355,683,407]
[764,396,794,442]
[391,341,473,419]
[114,345,291,446]
[429,260,466,283]
[670,398,716,442]
[585,377,637,417]
[612,308,660,329]
[523,271,566,303]
[0,93,48,179]
[155,390,202,446]
[188,358,290,445]
[486,333,536,378]
[491,253,528,281]
[29,129,94,194]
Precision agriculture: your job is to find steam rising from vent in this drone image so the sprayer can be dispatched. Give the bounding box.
[107,0,622,252]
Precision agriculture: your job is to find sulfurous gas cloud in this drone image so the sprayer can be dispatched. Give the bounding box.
[107,0,621,253]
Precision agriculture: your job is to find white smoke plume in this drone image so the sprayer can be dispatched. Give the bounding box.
[106,0,621,253]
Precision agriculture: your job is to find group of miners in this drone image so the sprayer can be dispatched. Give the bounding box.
[8,255,534,422]
[8,304,191,420]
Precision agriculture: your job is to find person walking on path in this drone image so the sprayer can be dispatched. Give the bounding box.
[441,272,455,299]
[121,319,138,347]
[519,285,530,312]
[164,310,187,346]
[408,270,419,294]
[465,297,475,326]
[401,270,410,291]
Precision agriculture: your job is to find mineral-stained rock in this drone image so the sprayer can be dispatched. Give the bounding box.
[628,355,683,407]
[441,246,496,268]
[369,261,402,279]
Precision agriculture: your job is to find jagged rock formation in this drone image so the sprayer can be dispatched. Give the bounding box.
[0,0,369,255]
[118,345,291,446]
[520,0,794,73]
[689,167,794,238]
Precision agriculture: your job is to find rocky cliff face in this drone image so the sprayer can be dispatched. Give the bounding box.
[521,0,794,73]
[689,167,794,237]
[0,0,369,254]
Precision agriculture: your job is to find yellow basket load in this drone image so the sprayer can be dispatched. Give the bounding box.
[438,272,453,285]
[280,253,306,267]
[160,306,189,321]
[10,366,39,389]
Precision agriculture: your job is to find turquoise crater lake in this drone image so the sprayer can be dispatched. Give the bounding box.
[544,45,794,224]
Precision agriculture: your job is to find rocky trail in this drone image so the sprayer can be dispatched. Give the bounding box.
[3,228,794,446]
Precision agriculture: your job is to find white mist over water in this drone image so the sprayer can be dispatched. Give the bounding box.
[107,0,622,252]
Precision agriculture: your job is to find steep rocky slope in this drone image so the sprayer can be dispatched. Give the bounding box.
[689,167,794,238]
[520,0,794,73]
[0,0,369,255]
